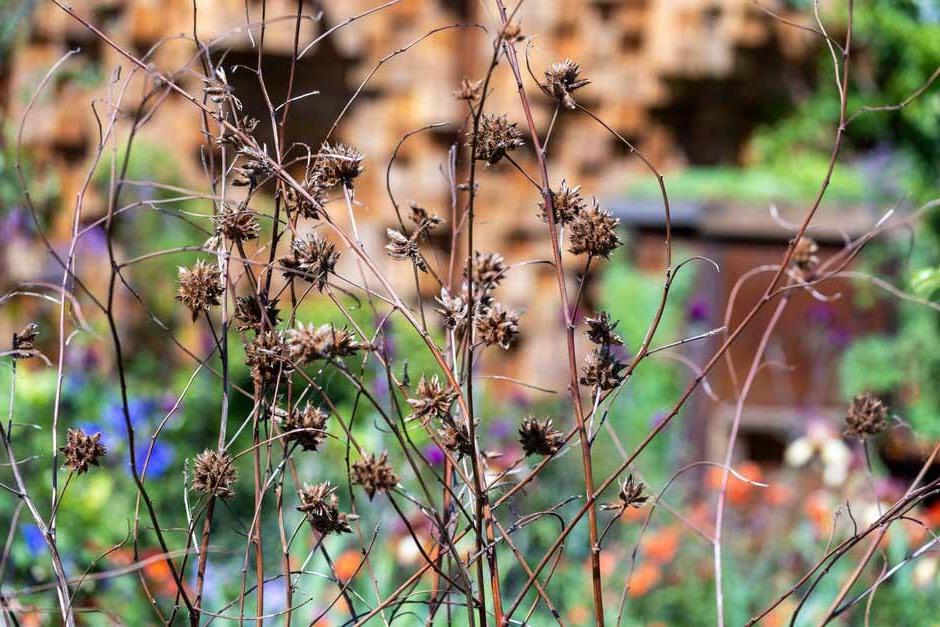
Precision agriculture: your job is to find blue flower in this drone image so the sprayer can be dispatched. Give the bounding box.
[22,524,45,556]
[104,396,156,435]
[135,440,175,479]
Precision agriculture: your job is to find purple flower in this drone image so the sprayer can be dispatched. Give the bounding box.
[136,440,175,478]
[22,524,45,555]
[686,297,710,323]
[423,444,445,466]
[488,419,512,440]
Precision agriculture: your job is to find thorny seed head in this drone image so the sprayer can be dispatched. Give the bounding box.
[580,346,626,391]
[280,234,339,290]
[465,251,508,291]
[385,228,428,272]
[568,202,622,258]
[231,144,273,188]
[213,201,260,243]
[279,402,329,451]
[844,393,890,438]
[176,260,224,322]
[453,77,483,102]
[584,311,623,346]
[601,474,648,511]
[60,428,106,475]
[233,294,281,334]
[192,449,237,499]
[471,114,524,165]
[435,288,468,331]
[315,142,364,189]
[408,202,444,231]
[285,174,327,220]
[539,180,586,225]
[407,375,458,422]
[287,322,364,364]
[297,482,356,535]
[11,322,39,360]
[792,236,820,278]
[438,420,475,458]
[518,417,564,457]
[544,59,590,109]
[245,330,293,388]
[475,303,520,350]
[351,451,399,500]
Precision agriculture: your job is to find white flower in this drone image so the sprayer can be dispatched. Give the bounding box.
[785,421,851,487]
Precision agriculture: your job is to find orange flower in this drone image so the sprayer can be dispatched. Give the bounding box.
[627,562,662,598]
[334,549,361,581]
[568,604,591,624]
[763,483,793,507]
[643,525,679,564]
[707,461,763,505]
[804,490,833,536]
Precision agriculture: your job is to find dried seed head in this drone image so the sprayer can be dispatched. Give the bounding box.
[231,144,273,188]
[192,449,237,499]
[601,474,648,511]
[466,251,508,291]
[214,201,260,242]
[792,237,820,277]
[453,77,484,102]
[280,234,339,290]
[584,311,623,346]
[435,288,468,331]
[407,375,458,422]
[233,294,281,333]
[285,175,327,220]
[385,228,428,272]
[297,482,356,535]
[438,421,475,458]
[315,142,364,188]
[844,393,890,438]
[279,402,329,451]
[475,303,520,349]
[539,180,586,225]
[501,20,523,41]
[11,322,39,359]
[544,59,590,109]
[471,114,524,165]
[568,203,622,258]
[518,417,564,457]
[177,260,224,321]
[287,323,363,364]
[245,330,293,388]
[408,202,444,231]
[60,428,106,474]
[351,451,399,500]
[580,346,626,391]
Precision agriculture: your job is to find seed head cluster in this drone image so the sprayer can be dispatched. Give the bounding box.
[518,417,564,457]
[297,482,355,535]
[315,142,364,189]
[279,403,329,451]
[472,114,524,165]
[544,59,590,109]
[233,294,281,333]
[177,260,224,321]
[280,234,339,290]
[192,449,237,499]
[844,393,890,438]
[214,201,259,242]
[287,323,363,364]
[568,203,622,258]
[539,180,586,225]
[408,375,458,422]
[11,322,39,359]
[245,330,293,388]
[60,428,106,474]
[351,452,399,500]
[792,236,820,277]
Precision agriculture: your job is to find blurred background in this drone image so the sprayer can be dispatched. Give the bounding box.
[1,0,939,624]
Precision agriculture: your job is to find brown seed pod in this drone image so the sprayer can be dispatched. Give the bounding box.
[297,482,356,535]
[279,402,329,451]
[568,203,622,258]
[407,375,458,422]
[518,417,564,457]
[233,294,281,333]
[580,346,626,391]
[544,59,590,109]
[584,311,623,347]
[60,428,106,475]
[11,322,39,359]
[351,451,399,500]
[192,449,237,499]
[471,114,524,165]
[844,393,890,438]
[287,323,363,365]
[213,201,260,242]
[792,236,820,277]
[538,180,586,225]
[176,260,224,321]
[475,303,520,350]
[315,142,364,189]
[279,234,339,290]
[600,474,648,511]
[245,330,293,388]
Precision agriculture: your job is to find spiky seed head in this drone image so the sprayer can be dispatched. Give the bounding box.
[407,375,458,422]
[544,59,590,109]
[233,294,281,333]
[435,288,468,331]
[518,417,564,457]
[580,346,626,391]
[475,303,520,350]
[287,323,363,365]
[471,114,524,165]
[584,311,623,347]
[438,421,475,458]
[568,203,622,258]
[351,452,399,500]
[60,428,106,474]
[453,77,484,102]
[385,228,428,272]
[177,260,225,321]
[465,251,508,290]
[214,201,260,242]
[11,322,39,359]
[844,393,890,438]
[192,449,237,499]
[279,402,329,451]
[245,330,293,388]
[792,237,820,277]
[285,175,327,220]
[297,482,356,535]
[539,180,586,225]
[279,234,339,290]
[601,474,648,511]
[315,142,364,188]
